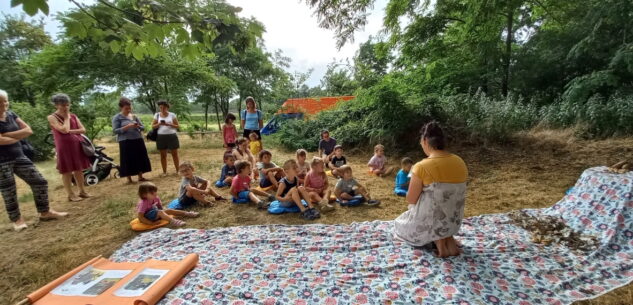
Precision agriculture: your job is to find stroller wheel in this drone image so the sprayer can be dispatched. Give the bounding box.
[84,174,100,186]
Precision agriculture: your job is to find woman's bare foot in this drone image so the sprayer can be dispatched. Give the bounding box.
[434,238,449,258]
[446,236,461,257]
[68,195,83,202]
[40,210,69,221]
[79,192,92,198]
[126,177,135,184]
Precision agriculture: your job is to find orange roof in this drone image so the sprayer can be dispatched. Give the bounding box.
[278,96,355,115]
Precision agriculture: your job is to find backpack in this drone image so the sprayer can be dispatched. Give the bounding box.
[241,109,262,123]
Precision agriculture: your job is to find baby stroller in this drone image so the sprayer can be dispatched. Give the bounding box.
[79,135,120,186]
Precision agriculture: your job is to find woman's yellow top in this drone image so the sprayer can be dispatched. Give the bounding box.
[411,154,468,185]
[249,140,262,156]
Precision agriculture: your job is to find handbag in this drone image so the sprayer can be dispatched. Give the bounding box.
[78,134,96,157]
[20,139,35,161]
[146,113,159,141]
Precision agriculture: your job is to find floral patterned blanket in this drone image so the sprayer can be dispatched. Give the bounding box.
[111,167,633,304]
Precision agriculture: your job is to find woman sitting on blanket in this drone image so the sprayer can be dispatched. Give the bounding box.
[393,121,468,258]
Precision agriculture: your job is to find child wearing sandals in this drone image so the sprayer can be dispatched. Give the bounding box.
[137,182,198,227]
[178,162,225,208]
[231,160,275,208]
[304,157,335,212]
[276,160,321,220]
[295,149,310,185]
[368,144,395,176]
[334,165,380,206]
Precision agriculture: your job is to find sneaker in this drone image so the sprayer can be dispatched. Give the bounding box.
[301,209,315,220]
[257,200,271,209]
[267,195,276,202]
[320,203,335,213]
[366,199,381,206]
[310,208,321,219]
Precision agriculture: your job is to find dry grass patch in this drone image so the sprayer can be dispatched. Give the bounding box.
[1,133,632,304]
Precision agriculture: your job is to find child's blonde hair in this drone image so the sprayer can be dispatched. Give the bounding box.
[283,159,298,170]
[179,161,194,171]
[138,182,158,199]
[309,157,327,180]
[338,164,353,175]
[296,149,307,157]
[249,132,259,140]
[374,144,385,152]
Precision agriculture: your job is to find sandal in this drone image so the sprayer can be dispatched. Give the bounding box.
[40,210,69,221]
[68,196,83,202]
[170,218,186,227]
[79,192,92,198]
[13,222,28,232]
[366,199,381,206]
[184,211,200,218]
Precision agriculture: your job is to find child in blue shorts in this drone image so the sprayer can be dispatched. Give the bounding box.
[275,160,320,220]
[216,154,237,188]
[136,182,198,227]
[257,150,284,190]
[231,160,274,208]
[394,157,414,196]
[178,162,225,209]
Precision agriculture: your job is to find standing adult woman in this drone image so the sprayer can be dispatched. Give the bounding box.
[151,100,180,175]
[393,121,468,258]
[47,93,92,202]
[240,96,263,139]
[0,90,68,231]
[112,97,152,183]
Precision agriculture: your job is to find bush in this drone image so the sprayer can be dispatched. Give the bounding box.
[276,78,419,151]
[542,94,633,138]
[10,102,55,161]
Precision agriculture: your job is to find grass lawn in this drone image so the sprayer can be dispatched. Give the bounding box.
[1,131,632,304]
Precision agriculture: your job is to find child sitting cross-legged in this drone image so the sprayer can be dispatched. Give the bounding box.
[231,160,275,208]
[178,161,225,208]
[304,157,335,212]
[137,182,198,227]
[257,150,285,190]
[276,160,321,220]
[328,144,347,177]
[216,154,237,187]
[334,165,381,206]
[295,149,310,185]
[394,157,414,196]
[368,144,395,176]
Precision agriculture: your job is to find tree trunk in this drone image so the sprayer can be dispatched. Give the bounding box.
[204,103,209,131]
[502,8,514,97]
[214,94,222,131]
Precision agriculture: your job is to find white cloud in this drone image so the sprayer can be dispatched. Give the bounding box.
[230,0,387,86]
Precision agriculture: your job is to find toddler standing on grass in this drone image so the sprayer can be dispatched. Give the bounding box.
[304,157,335,212]
[231,160,275,208]
[177,162,225,209]
[368,144,395,176]
[216,154,237,188]
[394,157,414,196]
[275,160,321,220]
[222,113,238,152]
[334,165,380,206]
[296,149,310,184]
[137,182,198,227]
[257,150,285,190]
[249,132,263,159]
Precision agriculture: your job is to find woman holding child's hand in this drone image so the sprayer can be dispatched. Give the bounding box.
[393,121,468,258]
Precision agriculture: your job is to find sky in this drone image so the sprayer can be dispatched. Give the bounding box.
[2,0,388,86]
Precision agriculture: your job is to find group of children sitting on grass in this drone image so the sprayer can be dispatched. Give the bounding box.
[135,122,417,227]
